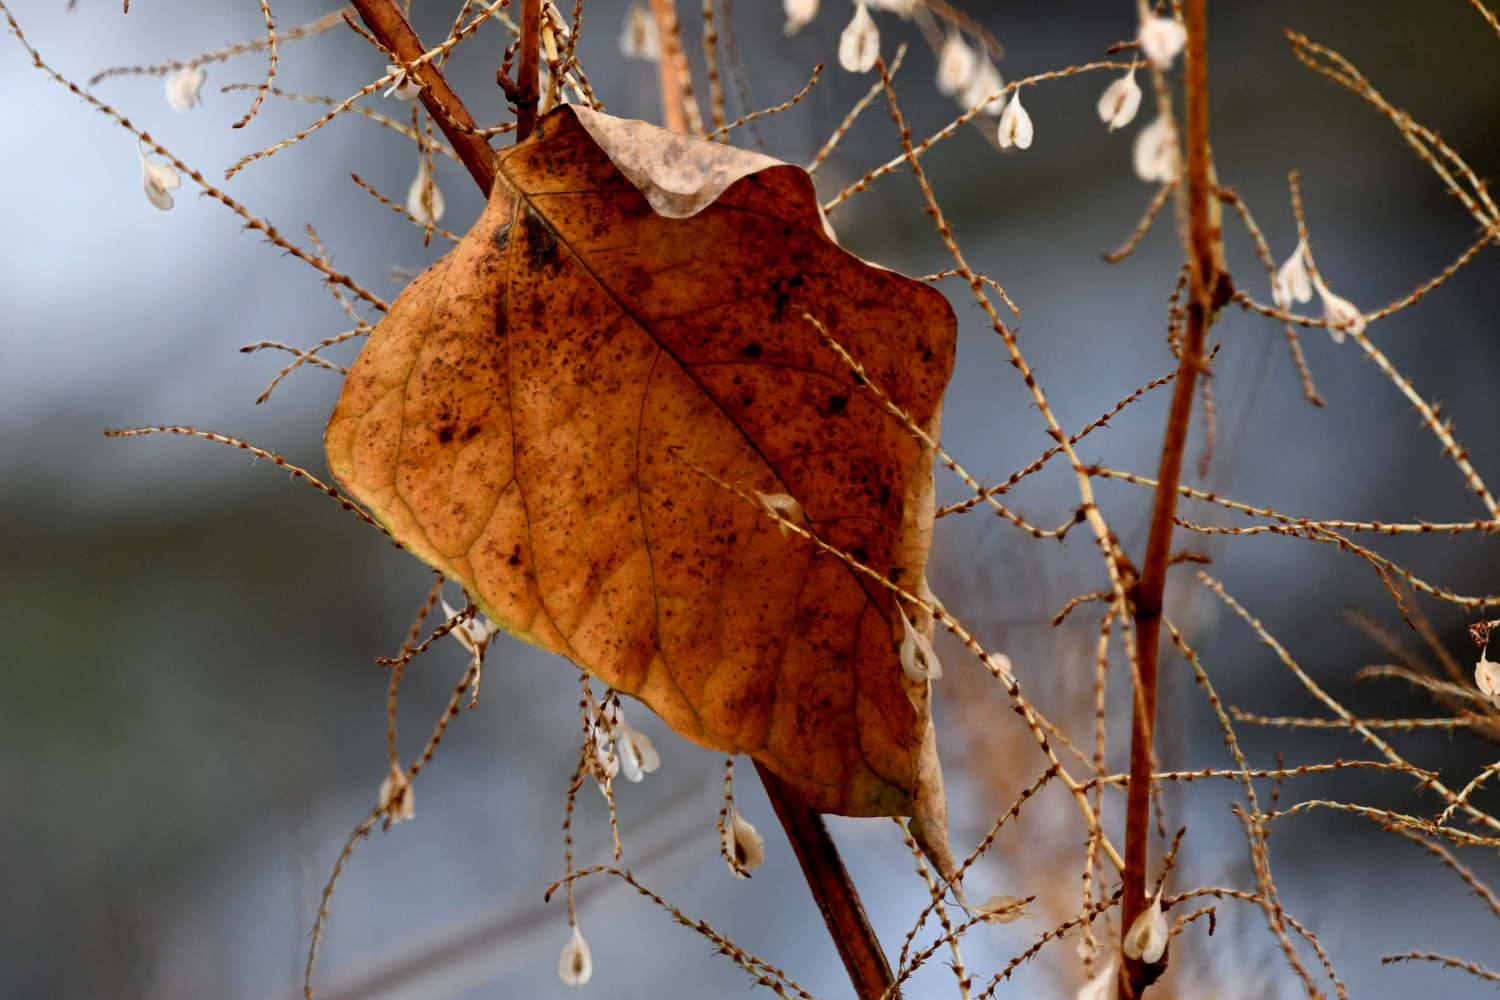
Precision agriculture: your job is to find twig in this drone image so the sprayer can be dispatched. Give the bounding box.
[221,83,463,161]
[1104,184,1175,263]
[1381,952,1500,983]
[701,0,727,140]
[103,426,388,537]
[232,0,278,129]
[88,7,349,85]
[709,64,821,140]
[807,45,906,172]
[349,0,498,188]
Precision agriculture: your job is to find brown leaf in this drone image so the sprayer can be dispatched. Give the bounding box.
[326,106,957,840]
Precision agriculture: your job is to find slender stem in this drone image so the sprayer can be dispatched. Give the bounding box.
[516,0,541,141]
[648,0,693,133]
[754,763,897,1000]
[1120,0,1222,996]
[348,0,495,191]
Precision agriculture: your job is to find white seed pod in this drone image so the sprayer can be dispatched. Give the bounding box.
[165,65,206,112]
[936,30,977,96]
[1076,957,1118,1000]
[898,604,942,682]
[722,804,765,877]
[408,162,446,225]
[1273,237,1314,309]
[1122,894,1169,964]
[1138,14,1187,70]
[377,762,416,824]
[973,894,1034,924]
[783,0,819,35]
[616,722,660,782]
[140,149,180,211]
[1132,115,1179,183]
[1313,277,1364,343]
[1477,650,1500,706]
[997,91,1033,150]
[558,924,593,985]
[960,57,1005,115]
[619,2,660,61]
[384,65,422,100]
[838,1,880,74]
[754,490,803,538]
[1097,69,1141,131]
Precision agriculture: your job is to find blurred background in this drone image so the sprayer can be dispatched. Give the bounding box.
[3,1,1499,997]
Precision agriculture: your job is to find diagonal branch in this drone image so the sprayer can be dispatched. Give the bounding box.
[756,763,897,1000]
[348,0,496,191]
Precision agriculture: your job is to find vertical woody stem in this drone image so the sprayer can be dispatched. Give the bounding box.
[1120,0,1221,996]
[755,763,898,1000]
[516,0,542,141]
[648,0,689,133]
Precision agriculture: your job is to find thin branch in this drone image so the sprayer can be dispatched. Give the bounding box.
[88,7,348,84]
[1381,953,1500,983]
[103,427,389,536]
[231,0,278,129]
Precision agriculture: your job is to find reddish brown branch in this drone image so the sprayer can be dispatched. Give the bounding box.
[515,0,541,141]
[648,0,690,133]
[348,0,496,191]
[1120,0,1227,995]
[755,763,897,1000]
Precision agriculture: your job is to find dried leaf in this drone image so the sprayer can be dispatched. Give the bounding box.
[326,106,957,849]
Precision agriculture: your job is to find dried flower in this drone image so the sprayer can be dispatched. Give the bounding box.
[722,804,765,877]
[754,491,803,538]
[783,0,819,35]
[1138,14,1187,70]
[1097,69,1141,131]
[839,1,880,74]
[973,894,1034,924]
[608,703,660,782]
[558,923,593,986]
[1077,957,1118,1000]
[1477,648,1500,706]
[408,160,446,225]
[441,597,499,657]
[165,65,206,112]
[997,90,1033,150]
[377,762,416,824]
[1273,238,1314,310]
[1133,115,1179,183]
[898,604,942,682]
[1122,894,1169,964]
[1313,277,1364,343]
[140,146,180,211]
[960,56,1005,115]
[384,64,422,100]
[935,30,977,96]
[590,717,621,789]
